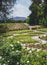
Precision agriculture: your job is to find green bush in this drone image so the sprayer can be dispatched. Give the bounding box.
[0,24,8,33]
[0,38,22,65]
[39,16,47,27]
[0,37,47,65]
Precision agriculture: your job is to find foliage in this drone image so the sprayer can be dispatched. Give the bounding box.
[0,0,16,20]
[37,28,47,32]
[39,35,47,40]
[0,37,22,65]
[29,0,42,25]
[21,49,47,65]
[26,17,30,24]
[0,23,29,32]
[0,37,47,65]
[29,0,47,26]
[0,24,9,33]
[6,20,25,23]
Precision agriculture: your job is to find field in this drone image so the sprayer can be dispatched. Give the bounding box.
[0,23,47,65]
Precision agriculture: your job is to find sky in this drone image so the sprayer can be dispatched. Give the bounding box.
[10,0,32,18]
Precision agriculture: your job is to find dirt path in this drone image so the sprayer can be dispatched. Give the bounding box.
[31,35,47,44]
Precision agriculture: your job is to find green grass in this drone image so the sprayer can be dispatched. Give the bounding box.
[0,30,43,37]
[0,24,47,45]
[0,29,44,44]
[37,28,47,32]
[0,30,33,36]
[12,36,38,43]
[39,35,47,40]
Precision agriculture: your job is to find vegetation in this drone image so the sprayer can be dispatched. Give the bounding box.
[27,0,47,26]
[0,37,22,65]
[37,28,47,32]
[39,35,47,40]
[0,20,25,23]
[0,26,47,65]
[0,37,47,65]
[0,0,16,20]
[0,0,47,65]
[0,23,29,33]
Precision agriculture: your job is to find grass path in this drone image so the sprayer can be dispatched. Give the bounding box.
[0,28,47,50]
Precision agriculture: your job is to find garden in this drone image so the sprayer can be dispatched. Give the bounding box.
[0,0,47,65]
[0,23,47,65]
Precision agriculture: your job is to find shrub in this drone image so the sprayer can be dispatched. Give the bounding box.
[0,37,47,65]
[0,24,8,33]
[0,38,22,65]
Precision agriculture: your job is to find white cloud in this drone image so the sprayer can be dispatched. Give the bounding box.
[16,0,31,8]
[9,0,31,18]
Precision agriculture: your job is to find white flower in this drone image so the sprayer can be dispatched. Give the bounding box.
[3,64,6,65]
[29,50,32,53]
[41,40,47,44]
[37,49,41,52]
[17,62,19,65]
[37,54,39,57]
[27,47,30,50]
[2,58,4,60]
[0,56,2,59]
[16,50,19,53]
[21,43,23,46]
[31,48,36,51]
[8,60,9,62]
[21,44,26,47]
[23,44,26,47]
[43,35,46,37]
[12,47,14,50]
[17,41,20,43]
[27,61,29,63]
[7,36,13,39]
[10,44,13,47]
[13,34,16,36]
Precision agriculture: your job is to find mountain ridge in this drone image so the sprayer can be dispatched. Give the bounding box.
[11,16,26,21]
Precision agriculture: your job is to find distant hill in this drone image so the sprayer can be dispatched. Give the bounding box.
[11,17,26,21]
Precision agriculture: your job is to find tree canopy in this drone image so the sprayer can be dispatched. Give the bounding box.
[0,0,16,20]
[29,0,47,26]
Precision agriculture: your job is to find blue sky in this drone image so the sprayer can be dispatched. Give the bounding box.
[10,0,32,18]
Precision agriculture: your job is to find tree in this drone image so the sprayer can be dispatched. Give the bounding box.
[0,0,16,21]
[29,0,42,25]
[44,0,47,16]
[29,0,47,26]
[26,17,30,24]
